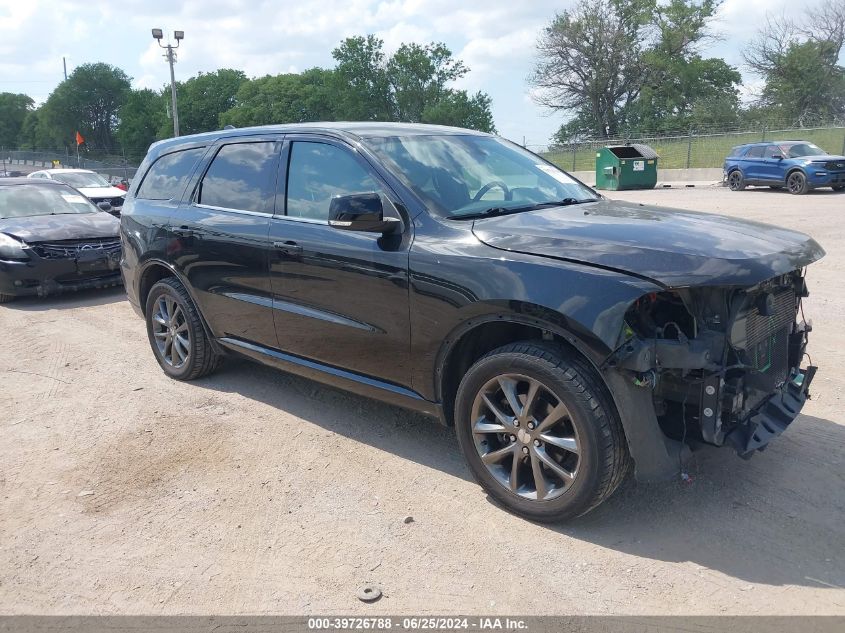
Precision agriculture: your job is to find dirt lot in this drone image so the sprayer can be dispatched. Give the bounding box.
[1,185,843,615]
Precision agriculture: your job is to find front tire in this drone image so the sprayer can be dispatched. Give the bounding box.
[0,293,14,304]
[727,170,745,191]
[145,277,221,380]
[833,185,844,192]
[454,342,629,522]
[787,171,809,195]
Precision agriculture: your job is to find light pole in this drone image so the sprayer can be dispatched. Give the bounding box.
[152,28,184,137]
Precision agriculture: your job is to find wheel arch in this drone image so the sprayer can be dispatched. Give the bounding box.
[785,165,807,180]
[137,258,223,354]
[434,308,612,427]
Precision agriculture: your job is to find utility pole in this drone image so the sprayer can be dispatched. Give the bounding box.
[62,57,67,80]
[152,29,184,137]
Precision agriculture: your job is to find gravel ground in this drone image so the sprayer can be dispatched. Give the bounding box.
[1,185,843,615]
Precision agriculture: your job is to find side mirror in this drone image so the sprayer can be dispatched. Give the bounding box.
[772,154,784,160]
[328,193,400,234]
[97,201,113,212]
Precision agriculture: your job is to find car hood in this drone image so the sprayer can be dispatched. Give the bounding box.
[804,154,845,163]
[0,212,120,243]
[471,200,825,288]
[76,185,127,200]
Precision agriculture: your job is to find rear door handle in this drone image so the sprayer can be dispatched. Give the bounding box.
[273,240,302,257]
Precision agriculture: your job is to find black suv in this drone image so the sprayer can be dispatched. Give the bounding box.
[121,123,823,521]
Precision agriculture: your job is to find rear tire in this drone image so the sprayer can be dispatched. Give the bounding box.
[454,341,629,522]
[0,293,14,304]
[787,171,809,195]
[145,277,221,380]
[727,170,745,191]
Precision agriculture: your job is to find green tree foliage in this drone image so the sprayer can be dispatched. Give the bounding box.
[223,36,496,133]
[10,35,494,159]
[421,90,496,132]
[0,93,34,148]
[332,35,393,120]
[220,69,337,127]
[744,2,845,124]
[535,0,741,141]
[17,109,55,151]
[386,42,468,121]
[163,68,248,136]
[117,89,167,162]
[41,63,131,151]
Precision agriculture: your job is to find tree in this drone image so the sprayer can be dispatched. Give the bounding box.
[743,2,845,123]
[533,0,739,140]
[386,42,467,121]
[41,63,131,151]
[0,93,34,148]
[220,69,337,127]
[17,108,56,151]
[531,0,654,139]
[421,90,496,132]
[117,89,167,162]
[164,69,247,136]
[331,35,495,128]
[332,35,393,120]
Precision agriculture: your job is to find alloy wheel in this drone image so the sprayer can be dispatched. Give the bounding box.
[787,172,805,194]
[151,294,191,368]
[470,374,580,501]
[728,171,743,190]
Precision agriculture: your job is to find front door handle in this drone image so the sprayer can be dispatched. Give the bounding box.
[273,240,303,258]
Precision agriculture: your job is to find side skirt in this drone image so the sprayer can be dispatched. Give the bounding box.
[218,337,443,421]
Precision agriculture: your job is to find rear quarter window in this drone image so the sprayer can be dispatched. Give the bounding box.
[136,147,206,201]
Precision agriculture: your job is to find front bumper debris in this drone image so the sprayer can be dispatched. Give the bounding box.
[726,366,816,457]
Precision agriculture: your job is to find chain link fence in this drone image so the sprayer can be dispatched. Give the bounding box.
[1,149,138,183]
[533,124,845,172]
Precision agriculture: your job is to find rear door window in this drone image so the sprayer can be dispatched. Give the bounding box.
[197,142,279,214]
[137,148,206,200]
[745,146,765,159]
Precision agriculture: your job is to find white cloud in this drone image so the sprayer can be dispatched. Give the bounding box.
[0,0,804,145]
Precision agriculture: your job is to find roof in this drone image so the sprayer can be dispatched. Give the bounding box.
[735,140,808,147]
[0,177,66,186]
[30,168,97,174]
[148,121,490,155]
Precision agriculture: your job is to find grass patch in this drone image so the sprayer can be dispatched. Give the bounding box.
[544,126,845,172]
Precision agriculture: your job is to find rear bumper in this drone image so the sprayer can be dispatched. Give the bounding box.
[726,365,816,457]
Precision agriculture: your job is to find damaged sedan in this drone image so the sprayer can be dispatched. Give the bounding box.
[121,123,823,521]
[0,178,122,303]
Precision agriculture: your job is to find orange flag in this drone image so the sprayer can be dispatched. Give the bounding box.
[75,131,84,146]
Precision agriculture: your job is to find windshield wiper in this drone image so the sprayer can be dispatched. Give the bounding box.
[447,197,599,220]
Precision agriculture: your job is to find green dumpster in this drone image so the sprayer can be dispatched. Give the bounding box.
[594,144,659,191]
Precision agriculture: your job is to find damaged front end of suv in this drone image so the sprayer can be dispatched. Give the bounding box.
[607,269,817,462]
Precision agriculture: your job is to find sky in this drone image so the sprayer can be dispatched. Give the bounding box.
[0,0,812,148]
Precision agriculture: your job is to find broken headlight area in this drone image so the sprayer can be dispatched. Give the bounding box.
[606,270,817,458]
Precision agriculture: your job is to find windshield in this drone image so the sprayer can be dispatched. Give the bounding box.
[783,143,826,158]
[0,184,98,219]
[52,171,111,188]
[364,134,598,218]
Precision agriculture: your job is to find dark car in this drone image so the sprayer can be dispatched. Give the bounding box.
[121,123,823,521]
[0,178,122,303]
[724,140,845,194]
